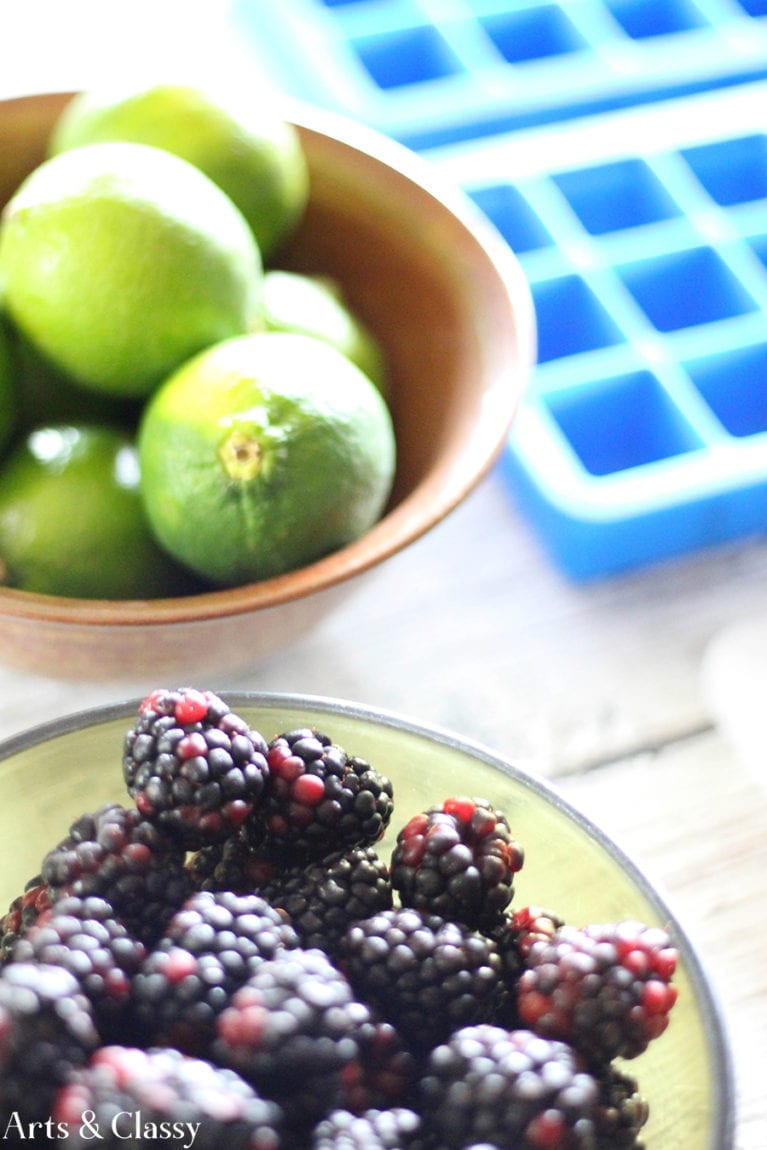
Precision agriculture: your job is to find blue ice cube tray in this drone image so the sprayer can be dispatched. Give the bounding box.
[234,0,767,150]
[436,83,767,577]
[234,2,767,578]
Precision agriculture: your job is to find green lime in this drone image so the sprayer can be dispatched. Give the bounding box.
[49,83,309,260]
[0,305,17,456]
[0,422,188,598]
[0,141,262,398]
[262,270,389,398]
[13,330,140,433]
[138,331,397,585]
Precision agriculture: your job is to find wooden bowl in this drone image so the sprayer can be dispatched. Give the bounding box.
[0,92,534,681]
[0,691,735,1148]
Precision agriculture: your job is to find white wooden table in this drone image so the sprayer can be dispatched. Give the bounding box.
[0,464,765,1148]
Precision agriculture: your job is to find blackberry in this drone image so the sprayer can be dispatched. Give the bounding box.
[390,797,524,932]
[494,905,565,981]
[41,801,192,945]
[516,920,679,1064]
[490,905,566,1025]
[260,844,393,958]
[418,1025,599,1149]
[593,1065,649,1149]
[187,828,278,893]
[131,889,299,1056]
[311,1107,422,1150]
[339,908,502,1054]
[213,946,373,1128]
[340,1020,418,1115]
[10,895,146,1043]
[122,687,270,848]
[53,1044,284,1150]
[0,962,99,1127]
[255,728,394,858]
[0,876,51,963]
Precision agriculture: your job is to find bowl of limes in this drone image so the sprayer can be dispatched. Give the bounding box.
[0,84,533,681]
[0,688,733,1147]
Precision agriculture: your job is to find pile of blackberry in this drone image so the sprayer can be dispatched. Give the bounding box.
[0,687,680,1148]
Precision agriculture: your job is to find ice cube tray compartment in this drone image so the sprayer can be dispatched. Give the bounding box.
[428,83,767,576]
[234,0,767,149]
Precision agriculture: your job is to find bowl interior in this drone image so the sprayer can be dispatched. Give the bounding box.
[0,92,532,621]
[0,693,731,1150]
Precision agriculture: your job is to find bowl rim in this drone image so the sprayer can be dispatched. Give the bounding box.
[0,687,735,1148]
[0,92,536,626]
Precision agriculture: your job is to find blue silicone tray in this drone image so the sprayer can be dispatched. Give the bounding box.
[234,0,767,149]
[234,2,767,578]
[435,83,767,577]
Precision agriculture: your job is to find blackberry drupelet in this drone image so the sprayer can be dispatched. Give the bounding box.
[254,728,394,858]
[53,1044,284,1150]
[390,797,523,932]
[0,961,99,1127]
[40,801,192,946]
[260,844,393,958]
[418,1024,599,1149]
[123,687,271,848]
[213,946,373,1129]
[311,1106,422,1150]
[516,920,679,1064]
[131,889,299,1056]
[339,907,502,1054]
[0,876,50,963]
[10,895,146,1043]
[593,1065,649,1148]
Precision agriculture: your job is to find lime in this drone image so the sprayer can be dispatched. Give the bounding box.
[0,141,262,398]
[13,330,140,433]
[262,270,389,398]
[49,83,309,260]
[0,423,188,598]
[138,331,397,585]
[0,305,17,456]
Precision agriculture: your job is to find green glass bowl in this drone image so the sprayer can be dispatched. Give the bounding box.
[0,692,733,1149]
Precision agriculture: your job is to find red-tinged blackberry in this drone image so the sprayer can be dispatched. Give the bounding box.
[0,875,51,963]
[339,908,502,1054]
[390,797,524,932]
[122,687,271,848]
[260,844,393,959]
[255,728,394,859]
[311,1107,422,1150]
[593,1065,649,1149]
[417,1025,599,1149]
[496,905,566,978]
[516,920,679,1064]
[490,905,566,1025]
[131,889,299,1056]
[53,1044,284,1150]
[40,801,192,946]
[340,1020,418,1116]
[0,962,99,1127]
[9,895,146,1043]
[213,946,373,1129]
